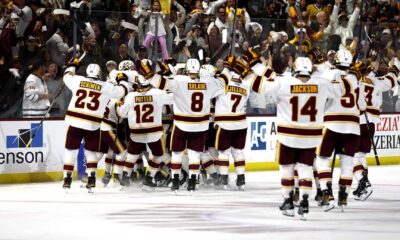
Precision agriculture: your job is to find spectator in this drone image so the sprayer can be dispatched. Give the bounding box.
[43,62,71,117]
[142,0,169,61]
[46,26,69,68]
[22,59,50,118]
[330,0,361,46]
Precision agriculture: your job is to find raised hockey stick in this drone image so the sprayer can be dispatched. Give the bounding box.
[361,25,380,166]
[26,51,87,148]
[229,0,239,56]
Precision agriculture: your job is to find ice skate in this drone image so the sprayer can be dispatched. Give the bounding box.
[279,191,295,217]
[321,182,335,212]
[155,170,170,187]
[171,174,180,194]
[315,188,323,205]
[338,186,348,212]
[293,187,300,207]
[142,175,156,191]
[298,194,309,221]
[187,174,197,194]
[355,172,373,201]
[120,171,130,187]
[236,174,245,191]
[63,172,72,192]
[220,174,228,190]
[206,172,219,186]
[102,172,112,186]
[86,172,96,193]
[113,173,122,184]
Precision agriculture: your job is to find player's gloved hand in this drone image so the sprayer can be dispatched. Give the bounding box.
[158,61,172,76]
[116,72,129,83]
[115,99,124,107]
[233,58,250,78]
[349,61,366,80]
[242,49,260,67]
[68,58,81,68]
[165,57,177,66]
[223,55,236,71]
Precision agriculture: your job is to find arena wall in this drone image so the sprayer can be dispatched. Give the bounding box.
[1,114,399,184]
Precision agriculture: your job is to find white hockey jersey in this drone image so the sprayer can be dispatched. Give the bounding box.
[358,72,398,124]
[164,74,226,132]
[117,88,173,143]
[63,74,127,131]
[255,74,343,148]
[322,69,361,135]
[215,79,251,130]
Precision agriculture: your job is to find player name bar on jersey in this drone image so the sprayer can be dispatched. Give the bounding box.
[227,86,247,96]
[135,96,153,103]
[290,85,318,94]
[79,81,102,91]
[187,83,207,90]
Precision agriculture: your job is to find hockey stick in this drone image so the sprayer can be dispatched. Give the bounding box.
[109,113,121,181]
[229,0,239,56]
[363,112,380,165]
[26,51,87,148]
[331,149,337,173]
[361,25,380,166]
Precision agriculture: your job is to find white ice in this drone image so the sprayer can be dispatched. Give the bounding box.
[0,165,399,240]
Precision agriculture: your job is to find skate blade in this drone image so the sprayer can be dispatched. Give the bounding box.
[340,205,345,212]
[322,203,335,212]
[299,213,308,221]
[222,185,228,191]
[281,209,295,217]
[360,189,373,201]
[63,188,70,194]
[173,189,179,195]
[87,188,95,194]
[237,185,245,191]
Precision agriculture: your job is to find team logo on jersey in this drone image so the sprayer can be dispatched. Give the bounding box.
[290,85,318,94]
[6,123,43,148]
[250,122,267,150]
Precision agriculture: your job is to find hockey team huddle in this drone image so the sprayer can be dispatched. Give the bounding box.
[60,47,400,220]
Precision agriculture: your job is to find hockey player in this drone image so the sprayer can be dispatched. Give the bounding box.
[214,58,251,191]
[353,58,400,201]
[62,60,129,192]
[252,56,343,219]
[315,49,361,212]
[198,64,219,186]
[116,74,173,189]
[165,58,229,193]
[101,60,136,186]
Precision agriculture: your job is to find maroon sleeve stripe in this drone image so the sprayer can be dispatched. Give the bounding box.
[66,111,102,123]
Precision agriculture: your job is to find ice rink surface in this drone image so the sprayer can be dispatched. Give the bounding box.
[0,165,399,240]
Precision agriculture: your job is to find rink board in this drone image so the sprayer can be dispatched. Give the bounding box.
[1,114,399,183]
